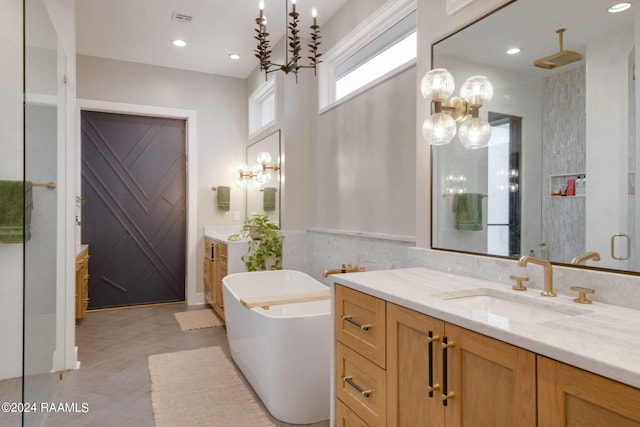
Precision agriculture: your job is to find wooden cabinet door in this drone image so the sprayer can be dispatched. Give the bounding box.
[213,242,227,320]
[387,303,445,427]
[538,356,640,426]
[443,324,536,427]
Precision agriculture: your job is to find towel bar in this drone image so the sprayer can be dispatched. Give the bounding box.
[442,193,487,198]
[33,181,56,190]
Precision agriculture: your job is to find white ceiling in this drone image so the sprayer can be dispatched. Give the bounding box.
[76,0,350,79]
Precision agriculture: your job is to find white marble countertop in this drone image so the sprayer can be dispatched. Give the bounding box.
[330,267,640,389]
[203,226,243,243]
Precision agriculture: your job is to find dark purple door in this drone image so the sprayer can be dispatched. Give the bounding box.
[81,111,186,309]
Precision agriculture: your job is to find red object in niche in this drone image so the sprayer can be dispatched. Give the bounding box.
[565,179,576,196]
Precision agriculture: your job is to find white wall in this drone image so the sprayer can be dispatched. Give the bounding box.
[76,56,247,294]
[310,0,417,238]
[246,36,314,231]
[0,0,25,381]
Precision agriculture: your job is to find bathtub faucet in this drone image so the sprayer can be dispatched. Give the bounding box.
[322,264,365,278]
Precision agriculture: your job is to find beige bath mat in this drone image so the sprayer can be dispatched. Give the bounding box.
[148,346,276,426]
[173,309,223,331]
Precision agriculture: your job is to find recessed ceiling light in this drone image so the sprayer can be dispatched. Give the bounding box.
[506,48,521,55]
[229,53,240,60]
[172,39,187,47]
[608,2,631,13]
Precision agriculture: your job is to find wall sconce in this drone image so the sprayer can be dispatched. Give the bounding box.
[235,152,280,188]
[444,174,467,195]
[421,68,494,149]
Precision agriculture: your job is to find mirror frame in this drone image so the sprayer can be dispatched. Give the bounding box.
[428,0,640,276]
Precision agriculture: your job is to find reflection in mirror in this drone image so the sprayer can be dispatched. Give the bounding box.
[246,130,281,227]
[430,0,638,273]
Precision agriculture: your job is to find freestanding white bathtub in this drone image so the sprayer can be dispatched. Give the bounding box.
[222,270,331,424]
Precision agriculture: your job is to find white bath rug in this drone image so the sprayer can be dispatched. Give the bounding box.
[148,346,277,427]
[173,309,223,331]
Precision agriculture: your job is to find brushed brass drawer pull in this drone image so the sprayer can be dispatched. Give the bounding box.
[441,337,454,406]
[341,315,371,331]
[427,331,440,397]
[342,375,373,398]
[442,391,455,401]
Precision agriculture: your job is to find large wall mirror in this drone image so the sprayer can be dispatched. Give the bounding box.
[431,0,638,273]
[246,130,281,226]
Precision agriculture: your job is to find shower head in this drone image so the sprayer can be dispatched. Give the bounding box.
[534,28,583,69]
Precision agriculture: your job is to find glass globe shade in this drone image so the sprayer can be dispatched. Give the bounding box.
[256,171,272,185]
[458,117,492,149]
[235,178,248,188]
[460,76,493,106]
[236,162,248,173]
[421,68,455,101]
[256,151,271,164]
[422,112,456,145]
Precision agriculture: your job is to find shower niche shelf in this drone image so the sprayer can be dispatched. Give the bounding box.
[549,172,586,198]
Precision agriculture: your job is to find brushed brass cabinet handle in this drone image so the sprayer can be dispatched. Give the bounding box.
[427,331,441,397]
[341,314,371,331]
[441,337,455,406]
[342,375,373,398]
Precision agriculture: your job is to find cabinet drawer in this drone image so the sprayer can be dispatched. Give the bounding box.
[335,285,386,367]
[336,342,386,426]
[336,399,369,427]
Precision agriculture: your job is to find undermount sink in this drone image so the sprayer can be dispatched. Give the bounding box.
[438,288,589,328]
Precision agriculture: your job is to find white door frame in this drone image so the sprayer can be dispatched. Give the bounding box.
[76,99,199,307]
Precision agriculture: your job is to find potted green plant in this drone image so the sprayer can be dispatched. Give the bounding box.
[229,214,283,271]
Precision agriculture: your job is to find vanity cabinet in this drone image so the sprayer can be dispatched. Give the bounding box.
[538,356,640,426]
[335,285,535,426]
[75,247,89,320]
[204,237,227,320]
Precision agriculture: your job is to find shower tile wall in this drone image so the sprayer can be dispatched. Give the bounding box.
[542,65,586,263]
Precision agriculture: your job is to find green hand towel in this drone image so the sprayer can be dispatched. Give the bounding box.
[453,193,483,231]
[217,186,231,212]
[263,187,277,211]
[0,180,33,243]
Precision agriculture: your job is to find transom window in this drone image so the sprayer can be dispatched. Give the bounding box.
[318,0,417,112]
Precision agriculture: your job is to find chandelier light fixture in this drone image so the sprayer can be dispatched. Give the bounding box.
[255,0,322,82]
[421,68,494,149]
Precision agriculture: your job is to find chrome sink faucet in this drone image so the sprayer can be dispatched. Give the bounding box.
[518,256,557,297]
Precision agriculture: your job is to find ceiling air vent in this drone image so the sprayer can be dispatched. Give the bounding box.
[171,12,193,23]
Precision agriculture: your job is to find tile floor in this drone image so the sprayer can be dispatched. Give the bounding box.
[2,304,330,427]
